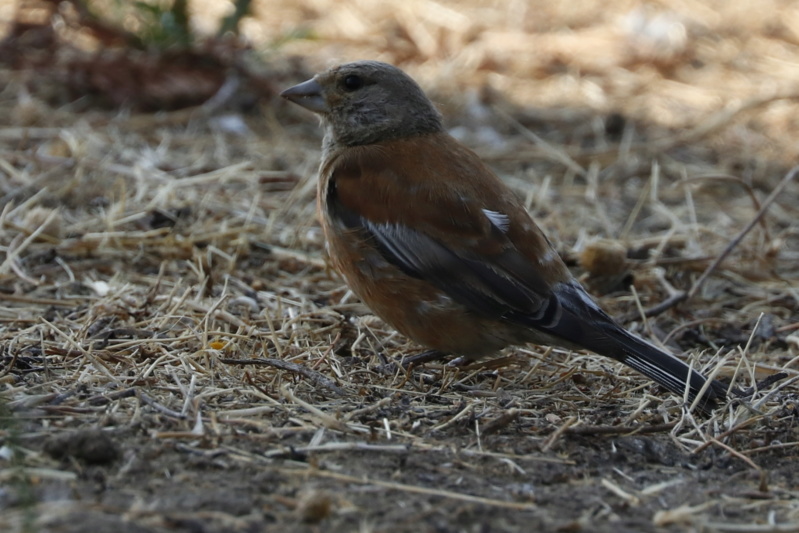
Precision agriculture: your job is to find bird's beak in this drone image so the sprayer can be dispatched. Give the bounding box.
[280,78,328,113]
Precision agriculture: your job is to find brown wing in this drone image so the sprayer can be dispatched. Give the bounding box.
[322,133,570,323]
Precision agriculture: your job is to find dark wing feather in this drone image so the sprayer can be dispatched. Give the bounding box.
[327,176,558,322]
[365,219,558,320]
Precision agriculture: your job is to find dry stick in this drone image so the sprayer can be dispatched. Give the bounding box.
[86,387,138,405]
[480,408,520,436]
[743,441,799,456]
[706,435,768,492]
[637,164,799,319]
[261,441,411,458]
[687,165,798,300]
[653,93,799,153]
[278,467,537,511]
[0,293,85,307]
[722,314,766,403]
[565,421,677,436]
[0,350,18,378]
[222,357,345,396]
[41,318,122,385]
[751,374,799,410]
[702,521,799,533]
[683,174,770,237]
[493,93,799,166]
[280,384,351,432]
[646,94,799,163]
[138,390,186,419]
[691,418,762,454]
[431,401,476,432]
[628,291,688,321]
[541,416,578,452]
[495,106,586,177]
[341,396,392,423]
[0,208,60,275]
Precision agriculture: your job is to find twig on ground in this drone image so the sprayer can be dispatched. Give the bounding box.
[222,357,345,396]
[624,164,799,321]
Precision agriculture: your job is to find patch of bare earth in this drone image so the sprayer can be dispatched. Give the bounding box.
[1,1,798,532]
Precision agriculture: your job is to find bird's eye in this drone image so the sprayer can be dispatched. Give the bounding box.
[342,75,364,91]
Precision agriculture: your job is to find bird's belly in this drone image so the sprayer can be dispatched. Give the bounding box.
[324,228,524,357]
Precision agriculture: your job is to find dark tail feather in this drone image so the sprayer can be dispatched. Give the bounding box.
[606,327,726,413]
[529,282,726,413]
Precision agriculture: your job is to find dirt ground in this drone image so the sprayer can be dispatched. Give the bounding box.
[1,1,799,532]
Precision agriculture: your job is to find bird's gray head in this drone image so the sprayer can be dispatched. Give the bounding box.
[280,60,444,149]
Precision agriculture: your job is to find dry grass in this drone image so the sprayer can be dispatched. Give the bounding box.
[1,0,799,531]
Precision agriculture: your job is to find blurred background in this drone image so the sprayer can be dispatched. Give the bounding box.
[3,0,799,165]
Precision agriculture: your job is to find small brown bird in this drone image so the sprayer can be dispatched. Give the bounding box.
[281,60,725,411]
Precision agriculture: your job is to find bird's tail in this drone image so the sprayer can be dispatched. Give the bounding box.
[540,282,726,413]
[601,325,726,413]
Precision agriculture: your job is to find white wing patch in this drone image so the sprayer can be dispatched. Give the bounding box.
[483,209,510,232]
[538,248,557,266]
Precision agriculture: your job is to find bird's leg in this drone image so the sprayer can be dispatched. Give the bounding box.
[400,349,450,368]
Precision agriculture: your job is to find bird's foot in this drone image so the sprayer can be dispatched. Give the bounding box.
[400,349,451,368]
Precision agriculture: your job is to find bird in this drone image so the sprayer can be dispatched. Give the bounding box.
[280,60,726,412]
